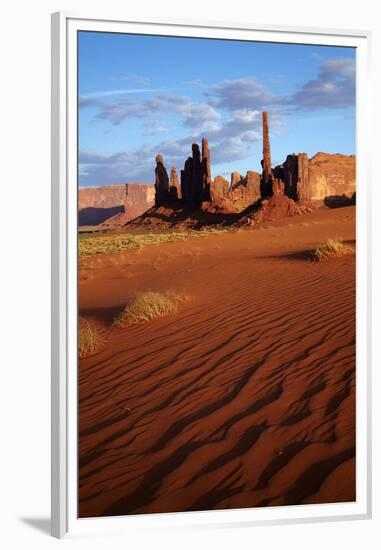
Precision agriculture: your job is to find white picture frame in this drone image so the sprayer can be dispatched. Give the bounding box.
[51,11,372,539]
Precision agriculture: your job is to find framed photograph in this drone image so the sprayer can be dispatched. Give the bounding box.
[51,12,372,538]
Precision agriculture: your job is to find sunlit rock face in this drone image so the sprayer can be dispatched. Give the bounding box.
[307,153,356,202]
[79,183,155,226]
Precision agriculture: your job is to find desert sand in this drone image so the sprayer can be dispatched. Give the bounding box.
[78,205,355,517]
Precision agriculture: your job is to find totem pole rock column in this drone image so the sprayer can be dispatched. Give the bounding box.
[169,167,181,199]
[296,153,310,202]
[181,157,193,204]
[191,143,203,204]
[283,154,298,200]
[202,138,212,201]
[282,153,309,202]
[260,111,273,198]
[154,154,169,206]
[180,143,204,205]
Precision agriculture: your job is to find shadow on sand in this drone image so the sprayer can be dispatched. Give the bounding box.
[126,201,242,229]
[79,304,127,325]
[255,240,356,263]
[324,194,356,209]
[79,205,124,226]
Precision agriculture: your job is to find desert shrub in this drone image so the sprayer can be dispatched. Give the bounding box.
[312,239,348,262]
[78,229,226,257]
[79,318,104,358]
[113,291,187,327]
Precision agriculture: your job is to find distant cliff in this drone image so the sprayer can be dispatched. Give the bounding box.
[78,183,155,226]
[308,153,356,202]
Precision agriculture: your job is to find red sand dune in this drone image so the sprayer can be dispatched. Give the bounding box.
[78,206,355,517]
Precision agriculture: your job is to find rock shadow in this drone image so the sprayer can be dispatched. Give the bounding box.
[324,194,356,209]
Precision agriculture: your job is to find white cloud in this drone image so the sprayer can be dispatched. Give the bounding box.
[80,88,163,99]
[79,58,355,186]
[143,125,169,136]
[288,58,355,110]
[111,74,151,85]
[80,92,221,130]
[178,102,221,130]
[240,130,260,142]
[208,77,277,111]
[232,109,261,123]
[79,137,191,187]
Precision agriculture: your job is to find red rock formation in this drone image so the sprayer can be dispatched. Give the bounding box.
[191,143,203,203]
[261,111,273,197]
[272,179,285,196]
[262,112,272,177]
[124,184,155,220]
[245,171,261,203]
[202,138,212,201]
[151,115,356,219]
[210,175,230,202]
[282,154,299,200]
[181,141,210,205]
[178,139,262,210]
[155,154,169,206]
[78,183,155,226]
[201,198,239,215]
[276,151,355,205]
[181,157,193,203]
[79,184,126,211]
[238,194,312,226]
[296,153,310,202]
[169,167,181,199]
[279,153,309,202]
[100,184,155,228]
[308,153,355,203]
[229,171,261,207]
[230,172,243,189]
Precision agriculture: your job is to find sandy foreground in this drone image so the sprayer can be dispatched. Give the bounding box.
[78,206,355,517]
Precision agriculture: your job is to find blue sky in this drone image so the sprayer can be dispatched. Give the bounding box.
[78,32,356,188]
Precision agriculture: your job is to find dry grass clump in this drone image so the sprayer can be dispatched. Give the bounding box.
[79,229,226,257]
[312,239,348,262]
[79,318,104,358]
[113,291,187,327]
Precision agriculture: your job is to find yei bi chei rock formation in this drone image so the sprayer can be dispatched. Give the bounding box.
[153,111,356,215]
[79,111,356,228]
[154,140,261,212]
